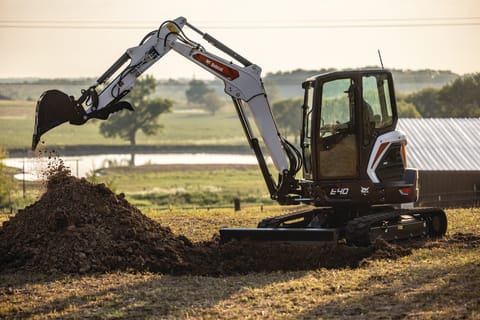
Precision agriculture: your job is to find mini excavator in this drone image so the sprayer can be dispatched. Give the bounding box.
[32,17,447,245]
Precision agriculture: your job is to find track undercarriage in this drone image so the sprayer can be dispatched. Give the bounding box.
[220,206,448,245]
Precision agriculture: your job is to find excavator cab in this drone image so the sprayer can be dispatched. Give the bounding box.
[299,69,416,207]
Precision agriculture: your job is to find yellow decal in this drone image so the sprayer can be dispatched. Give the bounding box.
[167,23,178,33]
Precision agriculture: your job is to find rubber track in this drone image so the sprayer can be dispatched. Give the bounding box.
[345,207,443,244]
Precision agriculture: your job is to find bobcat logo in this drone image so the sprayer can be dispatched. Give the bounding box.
[361,186,370,196]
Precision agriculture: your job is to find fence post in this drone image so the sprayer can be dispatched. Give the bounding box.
[474,184,478,208]
[22,158,26,199]
[233,198,241,211]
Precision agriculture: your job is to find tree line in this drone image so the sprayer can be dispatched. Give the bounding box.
[397,73,480,118]
[46,72,478,148]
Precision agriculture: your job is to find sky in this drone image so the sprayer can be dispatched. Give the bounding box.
[1,0,479,80]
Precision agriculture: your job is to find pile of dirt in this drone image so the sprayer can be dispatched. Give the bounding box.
[0,168,409,275]
[0,169,191,274]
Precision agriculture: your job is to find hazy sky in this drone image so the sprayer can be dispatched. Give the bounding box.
[1,0,479,80]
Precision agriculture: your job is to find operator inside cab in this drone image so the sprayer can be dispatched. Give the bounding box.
[318,80,358,178]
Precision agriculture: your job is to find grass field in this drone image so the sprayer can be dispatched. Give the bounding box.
[0,149,479,319]
[0,207,479,319]
[0,163,274,213]
[1,99,480,319]
[0,100,249,150]
[96,164,275,209]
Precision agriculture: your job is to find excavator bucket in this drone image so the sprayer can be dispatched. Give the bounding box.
[32,90,80,150]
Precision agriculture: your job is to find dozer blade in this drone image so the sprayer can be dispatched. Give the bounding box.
[32,90,84,150]
[220,228,339,244]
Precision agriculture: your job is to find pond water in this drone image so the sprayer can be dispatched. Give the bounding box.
[4,153,266,181]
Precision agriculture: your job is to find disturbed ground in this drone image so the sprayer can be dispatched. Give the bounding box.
[0,167,414,276]
[1,168,479,319]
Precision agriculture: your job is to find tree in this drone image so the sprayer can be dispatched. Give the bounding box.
[201,91,224,115]
[405,87,442,117]
[185,79,224,115]
[185,79,213,104]
[99,75,173,146]
[404,73,480,118]
[263,80,281,103]
[272,98,303,144]
[437,73,480,117]
[397,101,421,118]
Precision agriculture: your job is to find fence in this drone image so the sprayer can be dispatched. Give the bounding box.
[418,190,479,208]
[417,171,480,208]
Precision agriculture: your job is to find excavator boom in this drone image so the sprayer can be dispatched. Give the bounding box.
[33,17,301,204]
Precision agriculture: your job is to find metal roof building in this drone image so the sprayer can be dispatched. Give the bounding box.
[397,118,480,207]
[397,118,480,171]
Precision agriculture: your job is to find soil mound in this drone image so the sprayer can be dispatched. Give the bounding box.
[0,169,190,274]
[0,169,411,275]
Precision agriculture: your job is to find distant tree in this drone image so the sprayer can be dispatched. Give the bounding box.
[185,79,213,104]
[405,73,480,118]
[404,87,441,117]
[201,91,224,115]
[185,79,224,115]
[263,80,281,103]
[272,98,303,144]
[397,101,421,118]
[99,75,173,146]
[437,73,480,117]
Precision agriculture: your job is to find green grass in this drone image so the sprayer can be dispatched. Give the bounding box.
[93,164,273,209]
[0,101,37,149]
[0,163,275,215]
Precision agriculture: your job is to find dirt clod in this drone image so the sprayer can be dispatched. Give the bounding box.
[0,168,418,275]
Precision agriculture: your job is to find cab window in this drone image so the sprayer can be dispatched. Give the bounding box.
[319,78,354,138]
[362,75,393,129]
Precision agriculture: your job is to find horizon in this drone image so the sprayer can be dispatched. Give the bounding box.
[0,67,463,82]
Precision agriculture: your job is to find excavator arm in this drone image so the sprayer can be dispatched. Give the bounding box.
[32,16,302,203]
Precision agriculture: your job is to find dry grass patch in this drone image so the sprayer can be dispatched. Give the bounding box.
[1,244,478,319]
[1,206,479,319]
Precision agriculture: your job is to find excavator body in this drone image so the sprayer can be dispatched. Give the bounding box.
[32,17,447,245]
[221,69,446,244]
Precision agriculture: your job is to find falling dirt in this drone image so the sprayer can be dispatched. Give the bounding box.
[0,166,419,275]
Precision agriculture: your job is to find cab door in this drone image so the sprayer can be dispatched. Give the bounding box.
[315,77,359,179]
[301,82,314,179]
